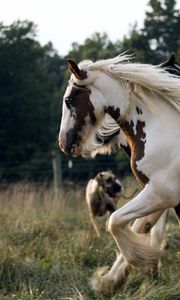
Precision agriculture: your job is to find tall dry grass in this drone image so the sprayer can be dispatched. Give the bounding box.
[0,178,179,300]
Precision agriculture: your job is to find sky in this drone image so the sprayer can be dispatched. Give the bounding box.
[0,0,180,56]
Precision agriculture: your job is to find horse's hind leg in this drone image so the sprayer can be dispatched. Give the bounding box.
[91,209,168,294]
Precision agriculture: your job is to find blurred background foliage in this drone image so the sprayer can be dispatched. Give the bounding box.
[0,0,179,183]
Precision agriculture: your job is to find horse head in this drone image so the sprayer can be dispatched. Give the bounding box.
[59,60,96,156]
[59,54,180,158]
[58,59,127,157]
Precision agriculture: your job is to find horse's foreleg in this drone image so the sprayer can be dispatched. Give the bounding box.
[117,210,169,277]
[91,209,167,294]
[150,209,169,249]
[91,254,126,295]
[108,184,174,275]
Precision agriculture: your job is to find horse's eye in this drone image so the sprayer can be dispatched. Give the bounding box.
[65,97,72,108]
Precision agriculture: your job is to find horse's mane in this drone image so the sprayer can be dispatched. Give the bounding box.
[78,54,180,157]
[82,114,124,157]
[80,54,180,112]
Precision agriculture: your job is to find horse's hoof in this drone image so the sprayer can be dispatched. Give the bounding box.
[90,267,115,296]
[144,264,159,282]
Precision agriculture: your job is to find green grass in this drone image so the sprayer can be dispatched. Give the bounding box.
[0,178,179,300]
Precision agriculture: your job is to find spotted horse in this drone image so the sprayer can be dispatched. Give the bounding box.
[59,53,180,295]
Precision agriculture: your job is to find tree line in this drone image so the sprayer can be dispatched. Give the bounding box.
[0,0,179,183]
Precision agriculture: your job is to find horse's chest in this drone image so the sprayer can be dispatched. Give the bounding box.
[131,151,149,186]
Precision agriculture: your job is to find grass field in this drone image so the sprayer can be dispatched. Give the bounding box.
[0,177,179,300]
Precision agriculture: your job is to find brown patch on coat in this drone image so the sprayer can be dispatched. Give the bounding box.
[105,106,121,122]
[105,105,148,186]
[136,106,143,115]
[65,84,96,153]
[120,120,149,185]
[68,84,96,125]
[104,106,131,157]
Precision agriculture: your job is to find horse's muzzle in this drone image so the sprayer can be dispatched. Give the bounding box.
[59,139,66,154]
[58,131,68,154]
[59,132,82,156]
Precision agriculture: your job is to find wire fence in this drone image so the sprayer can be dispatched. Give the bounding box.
[0,152,131,189]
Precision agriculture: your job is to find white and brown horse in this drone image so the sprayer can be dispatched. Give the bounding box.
[59,54,180,294]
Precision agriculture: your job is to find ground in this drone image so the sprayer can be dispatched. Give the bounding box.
[0,177,179,300]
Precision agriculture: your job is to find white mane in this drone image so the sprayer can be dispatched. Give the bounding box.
[79,54,180,157]
[80,54,180,112]
[81,114,124,157]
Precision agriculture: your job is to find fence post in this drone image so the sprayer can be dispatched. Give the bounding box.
[52,150,62,193]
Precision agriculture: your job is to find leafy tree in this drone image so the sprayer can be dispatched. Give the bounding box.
[0,21,65,180]
[121,0,180,63]
[142,0,180,62]
[120,23,151,62]
[67,32,121,62]
[2,0,179,182]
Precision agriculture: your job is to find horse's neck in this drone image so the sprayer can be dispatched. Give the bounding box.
[106,100,144,135]
[107,96,177,183]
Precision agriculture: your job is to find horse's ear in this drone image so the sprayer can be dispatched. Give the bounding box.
[167,53,176,65]
[67,59,87,80]
[159,53,177,68]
